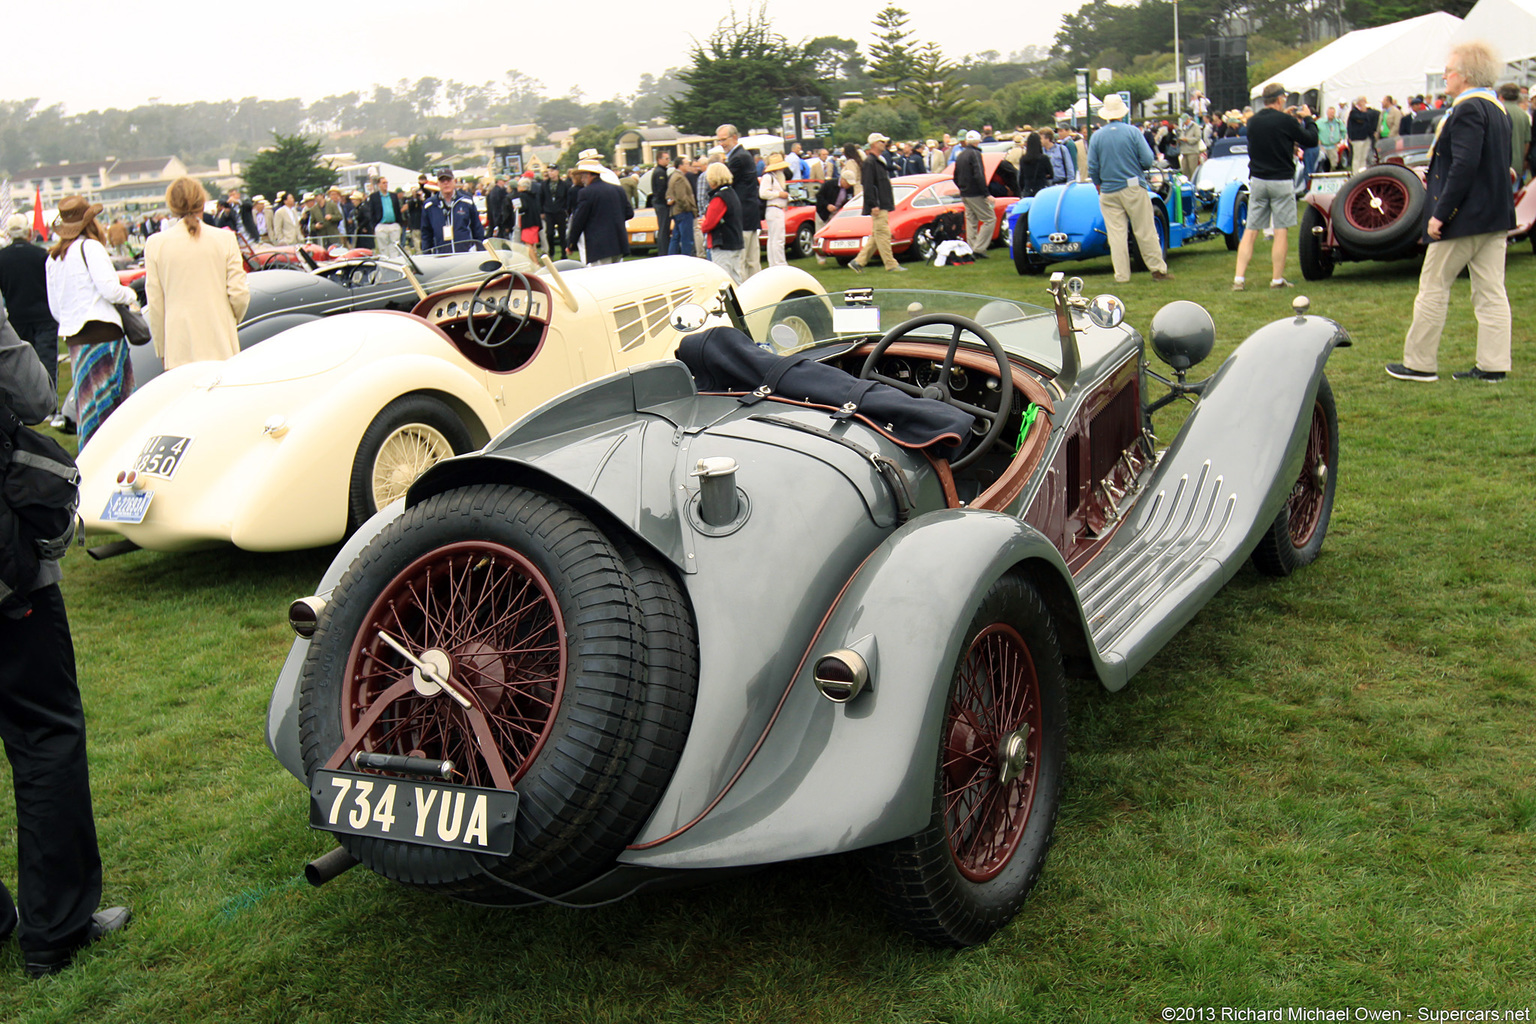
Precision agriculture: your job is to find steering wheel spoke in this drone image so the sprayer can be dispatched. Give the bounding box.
[857,313,1017,472]
[869,372,927,398]
[466,270,533,348]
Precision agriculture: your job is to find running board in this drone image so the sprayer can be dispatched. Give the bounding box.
[1075,460,1237,661]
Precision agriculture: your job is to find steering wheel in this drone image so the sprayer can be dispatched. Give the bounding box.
[345,259,378,287]
[857,313,1016,472]
[464,269,534,348]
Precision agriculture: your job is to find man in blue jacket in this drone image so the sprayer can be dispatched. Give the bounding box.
[1387,40,1516,383]
[420,170,485,254]
[1087,94,1172,283]
[567,159,633,266]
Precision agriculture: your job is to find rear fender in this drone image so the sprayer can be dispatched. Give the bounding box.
[619,510,1095,869]
[227,355,496,549]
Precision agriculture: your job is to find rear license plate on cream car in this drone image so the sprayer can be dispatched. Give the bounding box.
[309,769,518,855]
[100,489,154,524]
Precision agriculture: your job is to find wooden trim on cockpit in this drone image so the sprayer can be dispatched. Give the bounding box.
[853,341,1055,513]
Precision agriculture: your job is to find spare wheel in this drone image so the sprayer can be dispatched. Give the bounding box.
[298,483,697,899]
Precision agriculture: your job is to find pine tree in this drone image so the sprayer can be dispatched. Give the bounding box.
[903,42,977,127]
[867,6,917,91]
[241,132,336,204]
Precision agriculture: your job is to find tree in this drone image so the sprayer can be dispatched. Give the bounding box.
[557,125,622,170]
[536,97,590,131]
[666,6,827,136]
[241,132,336,203]
[903,42,978,128]
[830,100,922,147]
[631,69,689,123]
[867,7,916,91]
[394,133,451,174]
[806,36,864,82]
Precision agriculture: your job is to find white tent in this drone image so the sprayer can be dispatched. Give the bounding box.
[1451,0,1536,80]
[1255,12,1464,111]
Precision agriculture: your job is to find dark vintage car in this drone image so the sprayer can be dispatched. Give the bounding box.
[267,274,1350,948]
[1298,163,1536,279]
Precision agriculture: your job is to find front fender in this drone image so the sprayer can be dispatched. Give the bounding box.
[619,509,1081,869]
[1217,181,1246,234]
[733,265,825,311]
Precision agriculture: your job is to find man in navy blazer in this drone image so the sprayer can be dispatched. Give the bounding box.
[1387,39,1516,384]
[566,159,633,265]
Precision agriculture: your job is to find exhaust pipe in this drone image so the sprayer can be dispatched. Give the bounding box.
[304,846,360,887]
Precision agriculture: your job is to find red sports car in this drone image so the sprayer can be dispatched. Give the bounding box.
[812,155,1014,263]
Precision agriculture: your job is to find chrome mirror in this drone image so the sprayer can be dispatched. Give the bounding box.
[1086,294,1126,329]
[670,303,709,332]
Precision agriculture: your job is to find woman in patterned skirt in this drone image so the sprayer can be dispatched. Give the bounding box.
[44,196,137,445]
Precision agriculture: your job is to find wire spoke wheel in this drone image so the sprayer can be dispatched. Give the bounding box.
[944,624,1042,882]
[865,573,1065,947]
[370,423,455,512]
[1343,175,1408,231]
[300,484,697,896]
[1286,397,1331,549]
[1251,375,1339,577]
[342,540,566,789]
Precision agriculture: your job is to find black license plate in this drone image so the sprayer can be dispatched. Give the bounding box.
[309,769,518,855]
[133,434,193,480]
[1040,241,1081,253]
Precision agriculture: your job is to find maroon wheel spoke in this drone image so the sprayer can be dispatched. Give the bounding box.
[341,541,568,789]
[944,622,1044,882]
[1286,400,1329,548]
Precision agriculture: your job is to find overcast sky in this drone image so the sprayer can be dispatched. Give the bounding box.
[4,0,1083,115]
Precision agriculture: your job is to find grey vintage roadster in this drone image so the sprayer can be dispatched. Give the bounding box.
[266,272,1349,947]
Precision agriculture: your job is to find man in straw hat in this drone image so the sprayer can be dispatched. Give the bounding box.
[566,156,632,265]
[955,130,995,258]
[1086,93,1172,283]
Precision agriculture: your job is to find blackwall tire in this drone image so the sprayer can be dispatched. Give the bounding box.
[865,573,1066,947]
[794,221,816,259]
[1251,376,1338,577]
[348,394,473,532]
[1332,164,1424,253]
[298,484,692,898]
[1299,204,1335,281]
[1129,206,1170,273]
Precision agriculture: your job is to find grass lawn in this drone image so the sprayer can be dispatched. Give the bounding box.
[2,238,1533,1021]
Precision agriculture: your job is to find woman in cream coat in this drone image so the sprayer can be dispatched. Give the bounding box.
[144,177,250,369]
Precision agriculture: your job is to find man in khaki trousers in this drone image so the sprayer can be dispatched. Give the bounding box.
[1387,40,1515,383]
[1087,94,1171,283]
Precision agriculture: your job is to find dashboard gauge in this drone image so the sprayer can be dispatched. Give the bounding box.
[883,357,915,383]
[915,361,942,387]
[947,367,969,392]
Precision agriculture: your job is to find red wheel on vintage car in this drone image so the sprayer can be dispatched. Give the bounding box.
[339,540,566,791]
[1331,164,1425,252]
[866,573,1066,947]
[944,623,1045,882]
[1251,376,1339,577]
[299,484,697,898]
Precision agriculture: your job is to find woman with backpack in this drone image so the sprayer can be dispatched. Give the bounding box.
[44,196,138,445]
